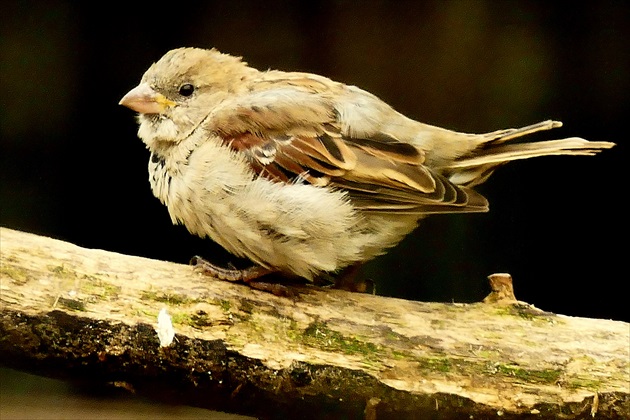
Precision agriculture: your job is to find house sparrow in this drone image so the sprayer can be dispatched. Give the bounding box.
[120,47,614,292]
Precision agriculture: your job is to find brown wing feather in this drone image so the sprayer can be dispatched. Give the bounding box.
[212,82,488,214]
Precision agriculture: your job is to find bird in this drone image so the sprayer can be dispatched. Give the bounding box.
[119,47,614,294]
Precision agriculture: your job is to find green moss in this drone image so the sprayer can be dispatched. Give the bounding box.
[189,310,222,328]
[430,319,447,329]
[492,305,559,326]
[49,264,74,278]
[50,265,66,275]
[384,329,405,341]
[494,364,562,384]
[391,350,409,360]
[239,299,255,314]
[169,312,192,326]
[141,290,195,305]
[219,299,231,312]
[567,378,602,391]
[80,277,121,300]
[475,349,501,359]
[56,296,86,312]
[418,357,452,373]
[138,308,159,319]
[0,264,32,285]
[401,356,564,384]
[284,320,302,342]
[299,321,380,359]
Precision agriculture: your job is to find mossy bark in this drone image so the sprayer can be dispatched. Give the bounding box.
[0,228,628,419]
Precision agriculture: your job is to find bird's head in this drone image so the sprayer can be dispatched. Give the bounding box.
[119,47,256,150]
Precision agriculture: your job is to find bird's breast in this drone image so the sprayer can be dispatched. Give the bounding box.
[148,152,173,206]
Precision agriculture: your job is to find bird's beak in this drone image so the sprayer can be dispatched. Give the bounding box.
[119,83,175,114]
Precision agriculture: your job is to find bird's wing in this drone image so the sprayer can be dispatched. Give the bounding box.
[205,79,488,214]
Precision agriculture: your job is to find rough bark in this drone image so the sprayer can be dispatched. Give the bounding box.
[0,227,628,419]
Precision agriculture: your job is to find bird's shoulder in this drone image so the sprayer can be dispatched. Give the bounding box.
[204,70,346,137]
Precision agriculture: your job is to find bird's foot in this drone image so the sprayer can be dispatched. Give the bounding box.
[190,256,294,297]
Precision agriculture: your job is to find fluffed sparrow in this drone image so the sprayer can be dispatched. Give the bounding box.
[119,47,614,292]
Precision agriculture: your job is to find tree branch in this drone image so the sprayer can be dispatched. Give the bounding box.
[0,227,628,419]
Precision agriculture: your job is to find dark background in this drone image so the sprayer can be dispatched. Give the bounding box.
[2,1,627,323]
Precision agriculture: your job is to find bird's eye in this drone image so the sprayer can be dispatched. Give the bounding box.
[178,83,195,97]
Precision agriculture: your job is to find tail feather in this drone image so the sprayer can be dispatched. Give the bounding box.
[442,121,615,187]
[480,120,563,143]
[447,137,614,169]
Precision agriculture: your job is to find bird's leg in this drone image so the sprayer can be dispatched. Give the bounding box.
[190,256,293,296]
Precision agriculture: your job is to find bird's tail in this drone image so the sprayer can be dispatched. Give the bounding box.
[441,120,615,187]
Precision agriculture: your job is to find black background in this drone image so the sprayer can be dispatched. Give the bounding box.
[2,1,627,322]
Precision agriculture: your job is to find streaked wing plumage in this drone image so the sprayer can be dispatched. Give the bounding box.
[209,81,488,213]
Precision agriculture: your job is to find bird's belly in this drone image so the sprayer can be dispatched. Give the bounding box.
[152,155,420,279]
